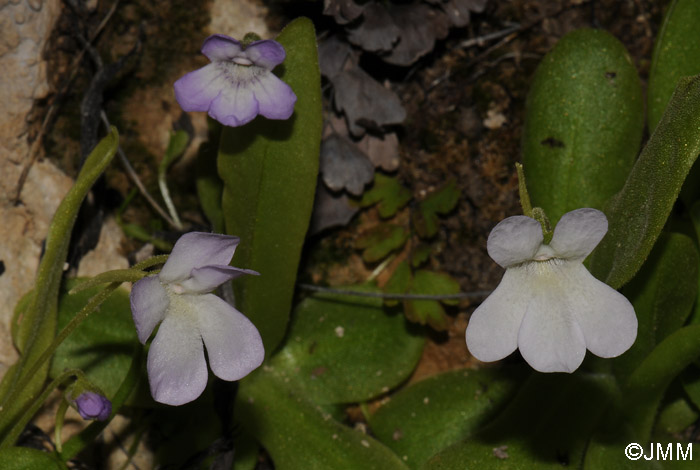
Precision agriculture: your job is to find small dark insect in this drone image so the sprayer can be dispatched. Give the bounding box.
[541,137,565,148]
[0,260,5,276]
[606,71,617,79]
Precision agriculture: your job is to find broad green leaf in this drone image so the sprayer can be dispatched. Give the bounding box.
[0,447,66,470]
[361,173,412,218]
[196,120,224,232]
[654,397,698,439]
[412,180,460,239]
[218,18,323,354]
[522,29,643,225]
[370,367,526,469]
[356,224,409,263]
[50,280,139,398]
[0,128,118,444]
[648,0,700,132]
[423,372,618,470]
[236,371,410,470]
[589,75,700,288]
[625,324,700,441]
[268,288,424,404]
[615,233,698,379]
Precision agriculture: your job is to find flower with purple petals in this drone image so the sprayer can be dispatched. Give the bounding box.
[73,391,111,421]
[466,208,638,373]
[130,232,264,405]
[174,34,297,127]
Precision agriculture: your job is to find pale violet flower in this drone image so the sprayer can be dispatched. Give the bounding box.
[130,232,264,405]
[174,34,296,127]
[465,208,637,373]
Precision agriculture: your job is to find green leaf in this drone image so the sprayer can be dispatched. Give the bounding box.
[196,120,224,232]
[648,0,700,132]
[356,224,409,263]
[360,173,412,219]
[268,287,424,404]
[0,128,118,444]
[424,372,618,469]
[412,180,460,239]
[236,371,410,470]
[624,324,700,441]
[654,397,698,439]
[411,243,432,268]
[522,29,643,225]
[159,130,189,174]
[615,233,698,379]
[50,280,139,398]
[589,75,700,288]
[218,18,323,354]
[369,367,526,469]
[384,260,412,307]
[0,448,66,470]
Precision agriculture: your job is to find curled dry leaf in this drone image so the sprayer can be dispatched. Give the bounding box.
[318,35,353,79]
[358,132,401,172]
[382,3,451,66]
[309,181,359,235]
[320,134,375,196]
[333,67,406,136]
[323,0,365,25]
[347,3,401,53]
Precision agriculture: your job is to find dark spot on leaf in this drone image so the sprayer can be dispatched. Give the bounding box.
[308,341,318,354]
[0,260,4,276]
[541,137,565,148]
[556,450,569,466]
[606,71,617,79]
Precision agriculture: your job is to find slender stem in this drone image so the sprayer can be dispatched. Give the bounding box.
[0,370,86,449]
[158,172,183,230]
[54,399,70,453]
[297,283,492,300]
[0,284,120,439]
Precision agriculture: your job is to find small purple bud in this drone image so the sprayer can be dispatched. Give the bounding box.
[74,391,112,421]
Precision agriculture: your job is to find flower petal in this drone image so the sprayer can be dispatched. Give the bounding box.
[245,40,286,70]
[550,208,608,260]
[564,264,637,358]
[201,34,243,61]
[517,281,587,373]
[487,216,543,268]
[130,275,169,344]
[208,82,259,127]
[174,63,226,112]
[196,294,265,381]
[466,268,529,362]
[181,265,259,294]
[251,73,297,120]
[159,232,240,284]
[147,313,208,406]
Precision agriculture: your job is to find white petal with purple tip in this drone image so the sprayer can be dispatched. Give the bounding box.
[244,40,286,70]
[201,34,242,61]
[251,74,297,120]
[130,275,169,344]
[147,312,208,406]
[209,83,259,127]
[174,64,226,112]
[181,265,259,294]
[197,294,265,381]
[159,232,239,284]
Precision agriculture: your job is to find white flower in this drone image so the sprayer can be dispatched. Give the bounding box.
[465,208,637,373]
[130,232,264,405]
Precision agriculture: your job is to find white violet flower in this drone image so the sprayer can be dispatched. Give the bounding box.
[130,232,264,405]
[465,208,637,373]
